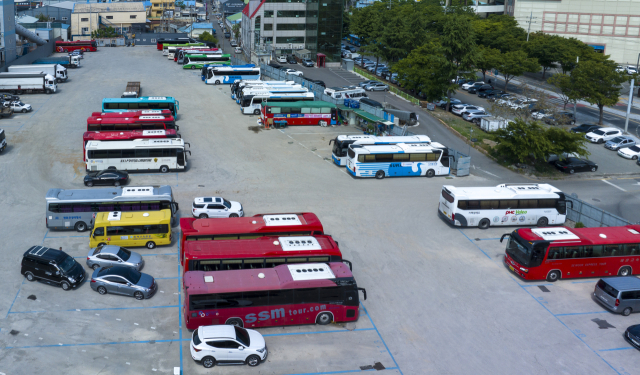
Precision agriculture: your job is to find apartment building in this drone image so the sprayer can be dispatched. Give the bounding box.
[149,0,176,31]
[71,2,147,40]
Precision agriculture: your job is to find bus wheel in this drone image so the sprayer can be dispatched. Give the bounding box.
[478,218,490,229]
[74,221,87,232]
[546,270,561,282]
[619,266,632,276]
[316,312,333,325]
[159,165,169,173]
[202,356,216,368]
[623,307,633,316]
[319,120,327,127]
[146,241,156,249]
[225,318,244,327]
[191,66,196,70]
[375,170,385,179]
[426,169,435,178]
[536,217,548,227]
[16,90,23,95]
[253,109,260,115]
[215,80,221,84]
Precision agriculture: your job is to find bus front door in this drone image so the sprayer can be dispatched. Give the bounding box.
[177,151,185,167]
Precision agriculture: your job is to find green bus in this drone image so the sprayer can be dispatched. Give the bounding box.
[183,54,231,70]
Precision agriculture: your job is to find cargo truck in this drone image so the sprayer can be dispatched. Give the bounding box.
[8,64,67,83]
[121,82,141,98]
[0,72,57,94]
[33,55,80,68]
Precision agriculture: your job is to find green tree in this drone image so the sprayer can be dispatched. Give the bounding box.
[198,31,218,45]
[494,119,552,164]
[175,0,185,9]
[232,23,241,41]
[475,46,500,82]
[524,32,561,79]
[36,13,50,22]
[441,14,477,69]
[547,73,578,110]
[473,15,527,53]
[342,11,350,37]
[556,37,604,74]
[495,50,540,91]
[544,127,590,160]
[378,13,407,63]
[91,27,118,39]
[571,60,628,124]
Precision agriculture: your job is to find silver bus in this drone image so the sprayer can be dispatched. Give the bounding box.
[45,186,177,232]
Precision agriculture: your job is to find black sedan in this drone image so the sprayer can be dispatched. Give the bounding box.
[571,124,602,133]
[625,325,640,350]
[544,112,576,125]
[468,84,493,94]
[554,157,598,174]
[85,169,129,187]
[478,90,505,99]
[287,56,297,64]
[309,79,325,88]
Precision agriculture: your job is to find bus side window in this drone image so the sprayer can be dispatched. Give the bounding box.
[243,258,265,269]
[500,200,517,209]
[466,200,480,210]
[457,200,467,210]
[548,247,563,260]
[624,244,639,256]
[565,246,582,258]
[410,153,426,161]
[604,245,619,257]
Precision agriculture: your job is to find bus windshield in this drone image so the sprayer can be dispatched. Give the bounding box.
[506,234,545,268]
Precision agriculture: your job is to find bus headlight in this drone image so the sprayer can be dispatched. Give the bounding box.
[519,267,528,273]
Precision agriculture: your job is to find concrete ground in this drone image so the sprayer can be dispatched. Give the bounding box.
[0,46,638,375]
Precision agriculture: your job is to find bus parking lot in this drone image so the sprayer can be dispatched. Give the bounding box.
[0,46,638,375]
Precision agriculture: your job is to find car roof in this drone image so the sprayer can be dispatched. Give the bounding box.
[99,245,121,255]
[24,246,66,262]
[600,276,640,291]
[97,265,140,280]
[599,127,620,131]
[200,325,236,340]
[194,197,223,204]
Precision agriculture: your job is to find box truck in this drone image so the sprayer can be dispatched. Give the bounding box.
[122,82,141,98]
[0,73,57,94]
[33,55,80,68]
[8,64,67,83]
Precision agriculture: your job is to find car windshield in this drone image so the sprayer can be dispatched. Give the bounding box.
[592,130,605,135]
[234,326,251,347]
[58,255,76,274]
[115,267,142,284]
[223,199,232,209]
[116,247,131,261]
[505,235,534,267]
[628,146,640,153]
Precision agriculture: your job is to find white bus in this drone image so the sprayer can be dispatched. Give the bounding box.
[177,49,221,64]
[240,92,315,115]
[438,183,569,229]
[86,138,190,173]
[45,186,177,232]
[330,135,433,166]
[231,80,296,99]
[206,66,260,85]
[346,143,450,179]
[237,85,308,102]
[324,86,367,100]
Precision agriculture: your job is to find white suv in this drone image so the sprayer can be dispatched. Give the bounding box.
[190,325,267,368]
[585,127,623,144]
[192,197,243,218]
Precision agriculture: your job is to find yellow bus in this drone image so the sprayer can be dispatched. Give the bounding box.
[90,210,172,249]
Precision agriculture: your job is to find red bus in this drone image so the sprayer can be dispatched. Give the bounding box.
[183,262,366,330]
[261,101,339,127]
[56,40,97,52]
[91,110,173,118]
[179,213,324,264]
[183,235,350,272]
[502,225,640,282]
[87,115,178,132]
[82,129,179,161]
[156,38,195,51]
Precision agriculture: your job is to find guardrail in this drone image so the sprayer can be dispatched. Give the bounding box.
[566,196,633,227]
[353,66,420,105]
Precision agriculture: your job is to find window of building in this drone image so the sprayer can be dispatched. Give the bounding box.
[81,18,89,22]
[82,27,89,32]
[264,23,272,31]
[264,10,273,18]
[50,17,56,20]
[276,37,304,44]
[277,23,305,31]
[277,10,305,17]
[106,15,113,19]
[62,17,68,21]
[130,15,137,19]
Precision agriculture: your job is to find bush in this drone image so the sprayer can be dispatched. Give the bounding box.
[575,222,585,228]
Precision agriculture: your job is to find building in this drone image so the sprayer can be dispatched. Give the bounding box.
[1,0,18,66]
[241,0,342,63]
[443,0,506,17]
[18,21,70,41]
[148,0,176,31]
[222,0,246,17]
[17,1,75,25]
[71,2,147,40]
[510,0,640,64]
[178,22,214,38]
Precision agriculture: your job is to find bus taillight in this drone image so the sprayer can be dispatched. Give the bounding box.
[451,213,455,221]
[616,298,620,307]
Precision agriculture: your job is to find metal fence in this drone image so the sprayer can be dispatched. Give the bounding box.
[566,196,633,227]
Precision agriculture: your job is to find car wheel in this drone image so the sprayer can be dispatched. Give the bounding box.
[97,286,107,295]
[159,165,169,173]
[229,213,239,218]
[426,169,435,178]
[134,292,144,300]
[385,88,389,91]
[86,181,94,187]
[202,356,216,368]
[246,355,261,367]
[225,317,244,327]
[633,156,638,160]
[375,170,385,179]
[478,218,490,229]
[22,109,27,113]
[546,270,561,282]
[74,221,87,232]
[598,139,604,144]
[61,281,71,291]
[253,109,260,115]
[199,213,208,219]
[569,169,575,174]
[316,312,333,325]
[537,217,548,227]
[92,264,100,270]
[591,167,597,172]
[25,271,35,281]
[622,307,633,316]
[114,181,121,187]
[146,241,156,249]
[619,266,632,276]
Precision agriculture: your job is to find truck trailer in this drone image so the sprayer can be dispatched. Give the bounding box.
[122,82,141,98]
[33,55,80,68]
[0,73,57,94]
[8,64,67,83]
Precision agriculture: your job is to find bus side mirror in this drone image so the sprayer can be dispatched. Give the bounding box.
[499,233,510,243]
[358,287,367,300]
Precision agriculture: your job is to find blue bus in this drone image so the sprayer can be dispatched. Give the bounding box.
[205,66,260,85]
[201,63,255,81]
[102,97,180,117]
[347,34,361,46]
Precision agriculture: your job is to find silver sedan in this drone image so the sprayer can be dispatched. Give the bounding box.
[90,266,157,300]
[86,245,144,271]
[364,83,389,92]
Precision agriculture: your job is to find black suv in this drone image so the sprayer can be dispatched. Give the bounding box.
[469,84,493,94]
[21,246,86,290]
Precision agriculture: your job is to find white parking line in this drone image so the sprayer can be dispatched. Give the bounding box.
[601,179,627,192]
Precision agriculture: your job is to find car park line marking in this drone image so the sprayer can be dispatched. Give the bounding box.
[9,305,179,314]
[134,323,139,325]
[474,238,501,241]
[599,347,635,352]
[263,328,375,337]
[601,179,627,192]
[361,304,403,375]
[6,279,25,318]
[156,277,180,279]
[458,229,491,260]
[554,311,608,317]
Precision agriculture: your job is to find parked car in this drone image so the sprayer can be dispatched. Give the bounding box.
[594,277,640,316]
[434,98,461,109]
[10,101,31,113]
[461,81,484,90]
[462,111,491,123]
[478,89,504,99]
[367,64,386,73]
[346,45,357,52]
[468,84,493,94]
[301,58,314,67]
[387,73,399,84]
[571,124,602,133]
[554,157,598,173]
[452,104,485,116]
[616,66,626,73]
[69,50,84,59]
[491,93,516,103]
[618,145,640,160]
[284,68,303,77]
[544,111,576,125]
[277,55,287,63]
[456,78,471,86]
[190,325,267,368]
[345,52,360,59]
[86,245,144,271]
[360,98,383,108]
[509,98,538,110]
[626,66,639,75]
[364,82,389,91]
[21,246,86,290]
[604,136,636,151]
[286,56,297,64]
[359,80,379,88]
[192,196,244,218]
[90,266,157,300]
[230,40,238,47]
[309,79,326,88]
[624,324,640,350]
[234,47,242,54]
[585,127,623,143]
[0,93,19,102]
[531,108,551,120]
[224,32,231,38]
[84,168,129,187]
[375,68,390,76]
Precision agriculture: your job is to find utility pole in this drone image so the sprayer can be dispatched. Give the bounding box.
[526,11,533,41]
[625,78,635,134]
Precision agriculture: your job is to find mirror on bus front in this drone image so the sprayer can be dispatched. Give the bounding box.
[499,233,511,243]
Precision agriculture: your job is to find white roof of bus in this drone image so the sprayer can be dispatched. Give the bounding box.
[443,184,563,199]
[324,86,365,93]
[240,80,295,86]
[86,138,184,149]
[353,143,439,154]
[242,85,305,93]
[246,92,314,98]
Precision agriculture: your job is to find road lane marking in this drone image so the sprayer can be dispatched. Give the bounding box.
[601,179,627,192]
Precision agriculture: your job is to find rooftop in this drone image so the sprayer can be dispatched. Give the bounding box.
[73,2,146,13]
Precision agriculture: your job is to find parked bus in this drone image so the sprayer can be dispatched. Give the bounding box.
[102,97,179,117]
[183,54,230,70]
[323,86,367,100]
[56,40,97,52]
[90,209,173,249]
[205,66,260,85]
[45,186,177,232]
[230,80,295,99]
[83,130,179,161]
[346,143,451,179]
[87,115,178,132]
[330,135,432,166]
[241,92,314,115]
[346,34,362,46]
[156,38,195,51]
[439,183,569,229]
[176,48,220,63]
[162,43,204,55]
[179,213,324,264]
[183,262,366,330]
[501,225,640,282]
[237,85,307,102]
[85,138,190,173]
[91,109,173,118]
[183,235,350,272]
[199,62,242,80]
[169,45,215,59]
[261,101,338,127]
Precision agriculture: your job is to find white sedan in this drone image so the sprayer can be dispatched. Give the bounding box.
[618,145,640,160]
[11,101,32,113]
[284,68,303,77]
[461,81,484,90]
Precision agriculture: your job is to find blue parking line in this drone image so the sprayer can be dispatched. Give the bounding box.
[361,304,403,375]
[599,347,635,352]
[286,368,399,375]
[178,261,183,373]
[458,229,491,259]
[40,229,49,245]
[554,311,608,317]
[264,328,375,337]
[156,276,180,280]
[6,279,25,318]
[9,304,179,314]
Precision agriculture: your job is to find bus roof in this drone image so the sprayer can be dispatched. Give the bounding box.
[246,92,314,99]
[184,262,353,294]
[185,235,341,260]
[324,86,365,93]
[336,134,431,143]
[264,101,336,109]
[91,110,173,117]
[102,97,177,104]
[46,186,173,203]
[180,213,323,237]
[95,209,171,225]
[516,225,640,246]
[353,143,441,154]
[185,53,230,58]
[86,138,185,149]
[83,130,176,141]
[443,183,563,200]
[88,116,173,123]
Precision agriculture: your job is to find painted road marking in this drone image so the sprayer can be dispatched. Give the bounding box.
[601,179,627,192]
